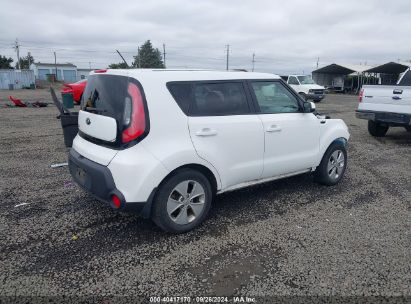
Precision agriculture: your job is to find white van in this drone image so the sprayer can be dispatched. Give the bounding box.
[286,75,326,102]
[69,69,349,233]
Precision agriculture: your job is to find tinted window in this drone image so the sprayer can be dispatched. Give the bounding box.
[167,82,192,114]
[167,82,251,116]
[288,76,299,85]
[398,70,411,85]
[82,74,135,132]
[191,82,250,116]
[251,81,300,114]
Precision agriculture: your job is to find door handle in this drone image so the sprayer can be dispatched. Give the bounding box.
[266,125,282,133]
[196,128,217,136]
[393,89,403,94]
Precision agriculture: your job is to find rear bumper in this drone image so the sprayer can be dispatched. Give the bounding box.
[356,110,411,126]
[68,148,148,213]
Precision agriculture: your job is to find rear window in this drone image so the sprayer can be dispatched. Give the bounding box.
[82,74,128,124]
[81,74,149,147]
[167,81,250,116]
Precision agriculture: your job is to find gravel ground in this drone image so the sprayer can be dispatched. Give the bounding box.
[0,91,410,302]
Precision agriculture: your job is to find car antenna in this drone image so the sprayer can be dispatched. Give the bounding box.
[116,50,130,68]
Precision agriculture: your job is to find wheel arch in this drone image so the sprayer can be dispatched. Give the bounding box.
[318,120,350,165]
[142,163,219,219]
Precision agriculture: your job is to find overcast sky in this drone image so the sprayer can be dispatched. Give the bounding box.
[1,0,410,74]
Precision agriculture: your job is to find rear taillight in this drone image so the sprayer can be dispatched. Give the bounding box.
[111,194,121,209]
[122,83,146,143]
[359,88,364,102]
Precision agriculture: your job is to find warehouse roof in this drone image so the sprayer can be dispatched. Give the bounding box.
[312,63,373,74]
[363,61,411,74]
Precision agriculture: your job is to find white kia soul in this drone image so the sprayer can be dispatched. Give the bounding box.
[69,69,349,233]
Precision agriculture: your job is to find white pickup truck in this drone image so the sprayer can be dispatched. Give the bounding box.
[356,70,411,137]
[285,75,326,102]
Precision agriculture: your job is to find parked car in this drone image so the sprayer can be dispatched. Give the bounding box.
[61,79,87,104]
[356,69,411,137]
[68,69,350,233]
[286,75,326,102]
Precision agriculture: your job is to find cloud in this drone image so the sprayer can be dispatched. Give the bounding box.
[0,0,410,73]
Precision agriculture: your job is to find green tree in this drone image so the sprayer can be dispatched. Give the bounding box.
[0,55,14,69]
[132,40,164,68]
[108,62,128,69]
[16,53,34,69]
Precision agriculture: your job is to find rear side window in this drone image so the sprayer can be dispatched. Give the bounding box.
[398,70,411,85]
[167,82,250,116]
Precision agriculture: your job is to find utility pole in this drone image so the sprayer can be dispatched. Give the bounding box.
[54,51,57,81]
[226,44,230,71]
[163,43,166,68]
[14,39,20,70]
[28,52,31,70]
[252,53,255,72]
[89,61,91,69]
[316,57,319,69]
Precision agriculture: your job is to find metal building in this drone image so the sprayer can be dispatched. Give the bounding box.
[312,63,372,93]
[0,69,35,90]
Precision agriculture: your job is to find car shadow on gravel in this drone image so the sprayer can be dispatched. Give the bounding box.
[10,172,350,278]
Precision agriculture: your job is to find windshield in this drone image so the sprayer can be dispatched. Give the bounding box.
[297,75,315,84]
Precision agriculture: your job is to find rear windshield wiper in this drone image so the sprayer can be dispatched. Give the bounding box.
[85,107,107,113]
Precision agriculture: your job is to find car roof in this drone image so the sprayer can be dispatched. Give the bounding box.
[93,69,281,82]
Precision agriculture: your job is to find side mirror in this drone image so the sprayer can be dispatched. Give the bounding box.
[303,101,316,113]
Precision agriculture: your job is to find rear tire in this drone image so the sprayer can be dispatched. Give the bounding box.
[368,121,388,137]
[152,169,213,233]
[315,142,347,186]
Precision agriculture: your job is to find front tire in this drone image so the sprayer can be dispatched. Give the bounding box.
[368,121,388,137]
[315,142,347,186]
[152,169,213,233]
[299,92,307,101]
[405,126,411,132]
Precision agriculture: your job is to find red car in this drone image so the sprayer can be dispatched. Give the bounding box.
[61,79,87,104]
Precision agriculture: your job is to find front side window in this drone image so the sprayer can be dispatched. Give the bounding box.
[297,75,315,84]
[288,76,300,85]
[251,81,300,114]
[190,82,250,116]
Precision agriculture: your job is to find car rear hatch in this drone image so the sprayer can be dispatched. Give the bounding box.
[75,71,149,166]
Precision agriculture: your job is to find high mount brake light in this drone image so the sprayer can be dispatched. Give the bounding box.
[94,69,107,73]
[122,83,146,143]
